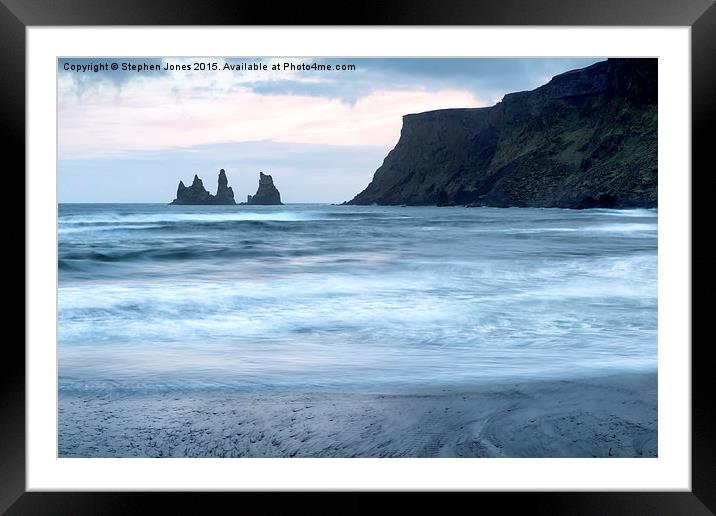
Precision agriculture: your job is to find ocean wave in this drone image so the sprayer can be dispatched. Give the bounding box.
[58,252,657,351]
[590,208,657,217]
[59,246,276,265]
[581,223,657,233]
[58,204,658,389]
[59,224,164,234]
[60,211,338,225]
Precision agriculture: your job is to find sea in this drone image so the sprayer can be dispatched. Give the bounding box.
[58,203,658,393]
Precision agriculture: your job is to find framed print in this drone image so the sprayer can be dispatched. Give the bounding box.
[6,0,713,513]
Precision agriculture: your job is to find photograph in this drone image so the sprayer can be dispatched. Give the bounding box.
[56,56,659,459]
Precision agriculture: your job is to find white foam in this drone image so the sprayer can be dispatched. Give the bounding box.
[582,223,657,233]
[58,224,162,234]
[60,211,336,225]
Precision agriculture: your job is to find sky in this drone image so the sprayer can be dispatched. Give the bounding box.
[58,57,603,203]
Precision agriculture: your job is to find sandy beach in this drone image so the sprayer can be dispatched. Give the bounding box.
[58,372,656,458]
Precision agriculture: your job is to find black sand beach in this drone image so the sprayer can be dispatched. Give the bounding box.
[59,372,656,458]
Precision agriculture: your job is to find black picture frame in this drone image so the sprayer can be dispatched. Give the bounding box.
[5,0,713,513]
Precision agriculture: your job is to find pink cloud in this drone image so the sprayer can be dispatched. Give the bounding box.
[58,74,485,159]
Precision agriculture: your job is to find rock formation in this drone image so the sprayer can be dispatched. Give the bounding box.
[214,169,236,204]
[170,169,236,205]
[246,172,282,205]
[347,58,657,209]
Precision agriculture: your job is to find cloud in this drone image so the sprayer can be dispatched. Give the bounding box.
[58,64,484,158]
[58,57,604,103]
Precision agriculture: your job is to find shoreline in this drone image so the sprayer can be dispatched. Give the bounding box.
[59,372,657,458]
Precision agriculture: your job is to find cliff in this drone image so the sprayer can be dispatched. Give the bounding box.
[170,169,236,205]
[246,172,282,205]
[348,58,657,209]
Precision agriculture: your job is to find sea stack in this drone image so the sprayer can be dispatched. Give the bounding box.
[246,172,282,205]
[214,169,236,204]
[170,169,236,205]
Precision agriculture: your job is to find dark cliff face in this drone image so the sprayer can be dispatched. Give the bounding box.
[247,172,282,205]
[171,169,236,205]
[348,58,657,209]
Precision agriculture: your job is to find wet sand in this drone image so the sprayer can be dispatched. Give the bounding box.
[58,372,656,458]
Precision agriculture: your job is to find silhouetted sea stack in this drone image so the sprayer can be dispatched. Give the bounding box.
[246,172,282,205]
[170,169,236,205]
[347,58,657,209]
[214,169,236,204]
